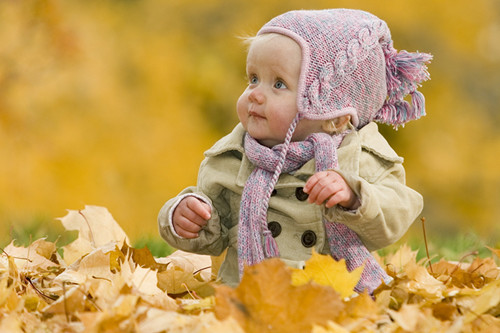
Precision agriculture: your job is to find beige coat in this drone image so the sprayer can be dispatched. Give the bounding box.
[158,122,423,286]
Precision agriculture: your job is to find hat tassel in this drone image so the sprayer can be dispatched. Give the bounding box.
[376,45,432,128]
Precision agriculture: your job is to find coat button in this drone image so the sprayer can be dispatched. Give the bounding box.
[295,187,309,201]
[301,230,317,247]
[267,221,282,238]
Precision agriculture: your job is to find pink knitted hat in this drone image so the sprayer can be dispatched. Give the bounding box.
[258,9,432,129]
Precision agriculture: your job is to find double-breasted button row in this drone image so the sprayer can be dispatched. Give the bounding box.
[270,187,308,201]
[267,221,317,248]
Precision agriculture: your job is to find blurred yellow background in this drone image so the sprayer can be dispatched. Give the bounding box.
[1,0,499,246]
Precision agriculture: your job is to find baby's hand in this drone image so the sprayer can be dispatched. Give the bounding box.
[303,171,360,210]
[172,196,211,239]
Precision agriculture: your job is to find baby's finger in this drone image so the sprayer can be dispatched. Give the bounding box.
[187,197,212,221]
[173,217,202,239]
[176,215,203,233]
[304,171,327,193]
[176,227,199,239]
[325,192,344,208]
[179,207,209,229]
[313,184,340,206]
[306,174,332,202]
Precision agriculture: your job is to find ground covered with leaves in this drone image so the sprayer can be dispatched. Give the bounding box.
[1,206,499,332]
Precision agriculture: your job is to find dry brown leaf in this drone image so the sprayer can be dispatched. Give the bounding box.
[156,250,213,295]
[4,239,59,271]
[388,305,447,332]
[431,258,461,277]
[56,244,120,285]
[2,206,500,332]
[139,293,180,311]
[123,243,168,272]
[312,321,350,333]
[61,236,95,266]
[58,205,129,265]
[467,257,499,280]
[431,301,458,321]
[215,258,344,333]
[383,243,418,275]
[464,279,500,323]
[128,265,163,296]
[433,257,500,289]
[43,284,89,315]
[138,309,244,333]
[387,303,423,331]
[403,260,446,301]
[341,292,380,320]
[0,312,23,333]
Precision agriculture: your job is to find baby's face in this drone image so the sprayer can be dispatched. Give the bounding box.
[237,34,323,147]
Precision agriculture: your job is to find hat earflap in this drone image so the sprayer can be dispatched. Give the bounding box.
[375,42,432,128]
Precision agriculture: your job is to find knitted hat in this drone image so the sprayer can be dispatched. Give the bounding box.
[258,8,432,129]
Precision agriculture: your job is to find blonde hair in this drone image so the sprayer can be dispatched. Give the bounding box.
[240,33,285,50]
[322,116,353,135]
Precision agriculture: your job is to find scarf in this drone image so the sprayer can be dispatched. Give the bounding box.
[238,131,391,294]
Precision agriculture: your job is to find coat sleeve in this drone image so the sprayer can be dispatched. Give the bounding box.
[323,133,423,251]
[157,158,232,256]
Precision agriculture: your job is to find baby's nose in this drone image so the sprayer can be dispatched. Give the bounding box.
[249,87,265,104]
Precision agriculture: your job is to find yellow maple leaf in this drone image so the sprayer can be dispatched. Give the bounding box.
[291,250,364,298]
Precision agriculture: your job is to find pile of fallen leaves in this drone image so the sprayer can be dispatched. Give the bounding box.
[1,206,499,332]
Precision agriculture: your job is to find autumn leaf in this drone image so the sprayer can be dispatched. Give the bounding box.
[2,206,500,332]
[3,238,60,271]
[463,279,500,323]
[291,250,364,298]
[336,292,382,330]
[383,243,419,276]
[403,259,446,301]
[156,250,214,296]
[387,304,433,331]
[57,205,129,265]
[122,243,169,272]
[215,258,344,333]
[137,310,244,333]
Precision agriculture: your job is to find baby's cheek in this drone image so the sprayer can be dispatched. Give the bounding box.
[236,94,249,125]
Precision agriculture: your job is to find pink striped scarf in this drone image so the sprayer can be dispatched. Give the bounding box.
[238,131,391,294]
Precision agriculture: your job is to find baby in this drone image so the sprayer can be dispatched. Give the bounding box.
[158,9,431,294]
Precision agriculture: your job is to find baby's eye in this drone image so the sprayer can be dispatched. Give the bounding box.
[274,80,287,89]
[249,75,258,85]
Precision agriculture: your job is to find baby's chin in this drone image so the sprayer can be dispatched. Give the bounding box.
[255,137,284,148]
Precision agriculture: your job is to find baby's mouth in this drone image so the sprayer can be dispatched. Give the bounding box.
[249,110,265,119]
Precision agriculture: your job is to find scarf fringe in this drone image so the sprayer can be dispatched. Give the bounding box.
[263,231,280,258]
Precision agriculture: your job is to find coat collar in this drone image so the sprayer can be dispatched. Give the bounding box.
[204,122,402,188]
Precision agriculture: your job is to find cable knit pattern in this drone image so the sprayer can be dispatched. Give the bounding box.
[239,131,391,294]
[258,9,432,128]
